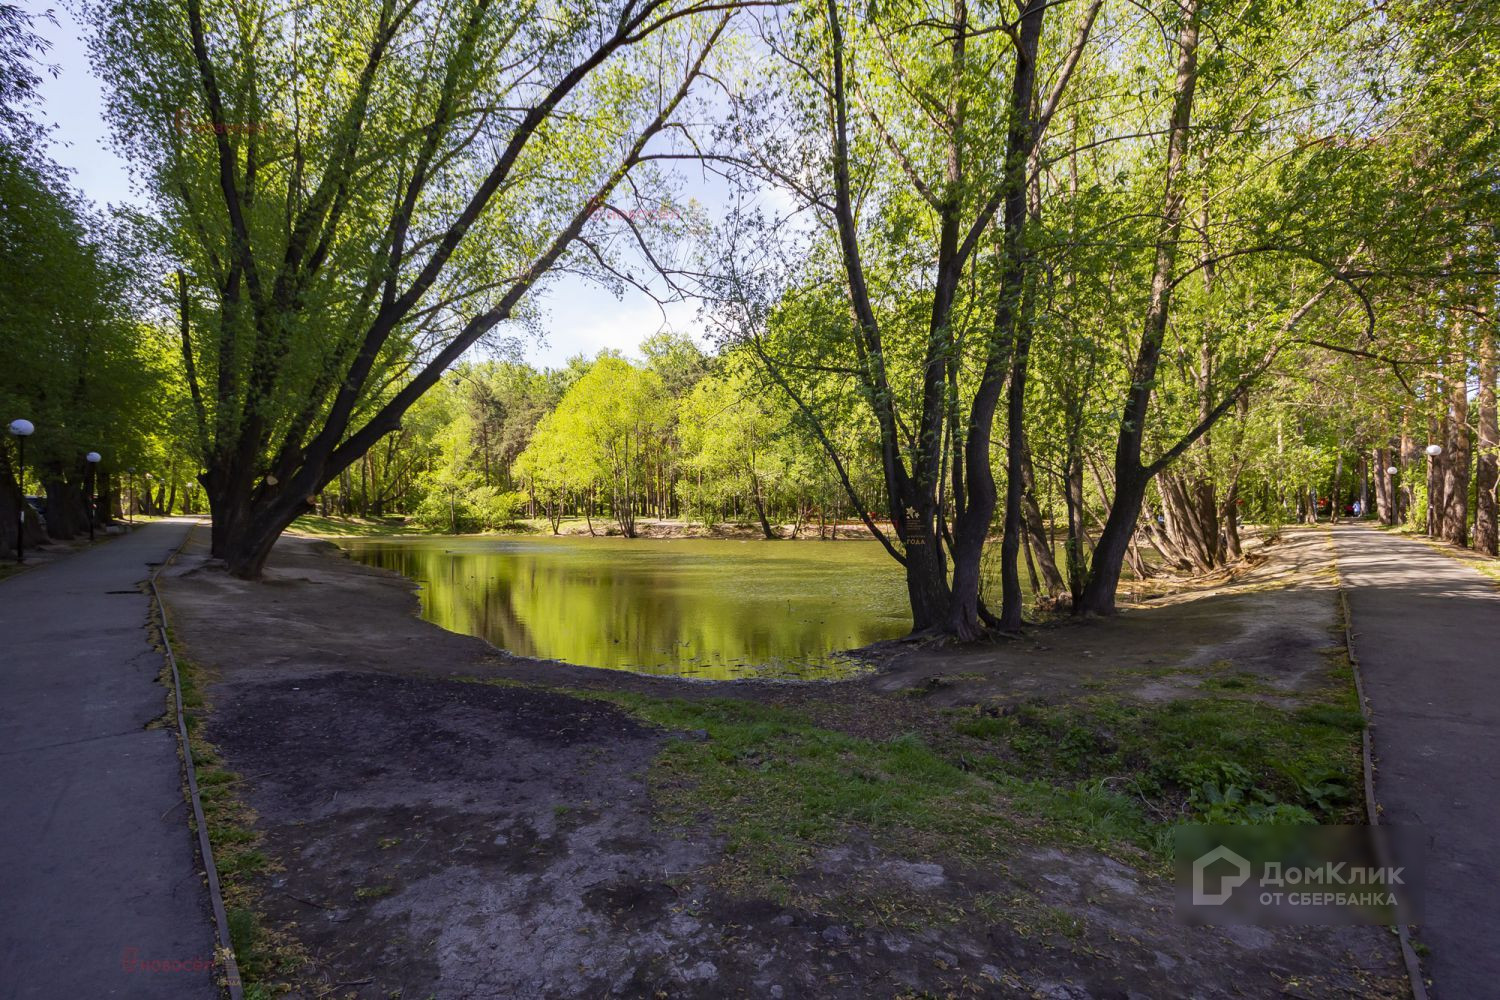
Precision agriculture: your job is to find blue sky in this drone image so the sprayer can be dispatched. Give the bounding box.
[21,0,709,370]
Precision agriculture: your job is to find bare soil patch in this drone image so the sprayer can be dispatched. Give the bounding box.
[160,525,1406,998]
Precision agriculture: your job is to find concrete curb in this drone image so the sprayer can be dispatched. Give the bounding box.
[149,522,245,1000]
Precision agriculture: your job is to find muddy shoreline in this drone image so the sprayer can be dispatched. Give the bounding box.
[159,526,1407,998]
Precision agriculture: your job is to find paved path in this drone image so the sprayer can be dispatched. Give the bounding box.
[0,519,216,999]
[1333,525,1500,999]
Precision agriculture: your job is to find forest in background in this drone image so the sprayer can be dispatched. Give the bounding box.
[1,0,1495,631]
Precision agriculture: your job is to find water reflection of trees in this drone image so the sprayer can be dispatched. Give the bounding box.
[344,540,909,679]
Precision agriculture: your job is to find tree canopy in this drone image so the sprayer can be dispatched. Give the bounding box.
[1,0,1494,635]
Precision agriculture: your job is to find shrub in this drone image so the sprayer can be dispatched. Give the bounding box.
[413,490,483,533]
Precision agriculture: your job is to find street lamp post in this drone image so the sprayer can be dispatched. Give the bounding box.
[1386,465,1400,524]
[86,451,102,541]
[127,467,136,526]
[9,419,35,564]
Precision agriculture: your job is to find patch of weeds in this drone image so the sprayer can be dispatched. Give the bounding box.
[166,628,309,993]
[494,638,1365,934]
[1199,671,1274,693]
[565,690,1017,896]
[355,884,395,901]
[378,836,402,850]
[1031,905,1086,941]
[1183,658,1278,695]
[950,676,1364,832]
[994,897,1097,954]
[559,687,1159,918]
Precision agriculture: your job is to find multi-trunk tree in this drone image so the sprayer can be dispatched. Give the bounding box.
[704,0,1099,636]
[88,0,738,576]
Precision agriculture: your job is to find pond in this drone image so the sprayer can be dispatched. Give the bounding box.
[338,535,912,680]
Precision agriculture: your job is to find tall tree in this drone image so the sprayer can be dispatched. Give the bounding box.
[708,0,1098,635]
[87,0,735,576]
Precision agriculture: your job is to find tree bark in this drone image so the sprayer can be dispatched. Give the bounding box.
[1157,470,1218,571]
[1441,346,1472,545]
[1329,450,1343,524]
[1475,316,1498,555]
[1020,453,1065,595]
[42,471,88,541]
[1223,481,1242,558]
[1076,0,1201,615]
[749,470,775,540]
[1373,447,1396,524]
[1062,446,1090,602]
[959,0,1046,634]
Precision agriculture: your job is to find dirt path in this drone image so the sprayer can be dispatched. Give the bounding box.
[1332,525,1500,999]
[159,525,1407,998]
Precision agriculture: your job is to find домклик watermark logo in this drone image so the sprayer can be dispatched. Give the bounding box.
[1191,844,1251,905]
[1175,825,1423,925]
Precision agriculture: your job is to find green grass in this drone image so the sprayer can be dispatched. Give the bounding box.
[951,693,1363,829]
[567,692,1025,897]
[169,633,308,992]
[561,690,1165,907]
[355,884,395,901]
[290,514,418,537]
[542,649,1366,905]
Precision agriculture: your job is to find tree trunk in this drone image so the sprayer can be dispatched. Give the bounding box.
[1019,446,1065,596]
[749,470,775,539]
[1124,536,1151,581]
[1022,529,1041,596]
[93,471,114,527]
[1141,499,1193,570]
[1329,450,1343,524]
[215,493,311,579]
[42,473,88,540]
[205,453,322,578]
[1158,470,1217,571]
[1356,453,1368,518]
[1080,468,1152,613]
[1062,445,1090,602]
[954,0,1046,636]
[1,449,48,557]
[1223,482,1242,559]
[1076,0,1200,615]
[1425,411,1444,537]
[902,520,954,632]
[1475,317,1498,555]
[1373,447,1395,524]
[1441,349,1471,545]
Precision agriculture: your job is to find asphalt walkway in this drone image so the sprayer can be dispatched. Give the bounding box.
[0,519,216,998]
[1333,524,1500,999]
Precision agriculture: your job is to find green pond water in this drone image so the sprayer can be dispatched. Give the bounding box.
[338,535,912,680]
